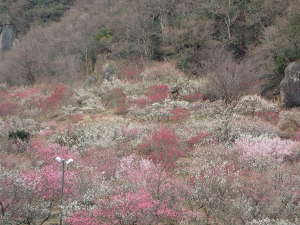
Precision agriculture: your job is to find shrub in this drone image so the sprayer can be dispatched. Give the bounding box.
[67,189,180,225]
[52,120,126,150]
[186,132,211,147]
[120,65,143,81]
[145,84,169,103]
[278,109,300,136]
[234,95,279,115]
[39,84,72,112]
[130,97,149,108]
[138,127,184,169]
[247,218,296,225]
[206,50,256,103]
[293,129,300,142]
[8,130,30,143]
[235,136,298,162]
[30,139,74,163]
[140,63,183,84]
[169,107,191,121]
[181,92,205,102]
[6,130,31,153]
[102,88,128,114]
[182,144,300,224]
[0,166,56,225]
[254,111,279,124]
[69,114,84,123]
[11,87,41,99]
[66,211,98,225]
[23,164,75,200]
[68,156,188,225]
[80,148,118,178]
[0,101,19,117]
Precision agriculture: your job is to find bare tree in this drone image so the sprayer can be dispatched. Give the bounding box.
[205,47,257,103]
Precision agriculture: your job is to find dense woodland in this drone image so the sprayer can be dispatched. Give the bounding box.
[0,1,300,225]
[0,0,299,97]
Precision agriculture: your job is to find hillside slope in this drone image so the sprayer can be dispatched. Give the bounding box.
[0,62,300,224]
[0,1,300,225]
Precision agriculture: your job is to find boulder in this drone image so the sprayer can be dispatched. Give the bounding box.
[102,61,118,81]
[94,55,118,83]
[280,61,300,108]
[0,25,16,52]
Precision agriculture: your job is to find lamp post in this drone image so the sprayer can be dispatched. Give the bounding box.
[55,157,73,225]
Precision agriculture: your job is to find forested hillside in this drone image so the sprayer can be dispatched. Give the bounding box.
[0,0,74,33]
[0,0,299,98]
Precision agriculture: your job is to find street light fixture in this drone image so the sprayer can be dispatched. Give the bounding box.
[55,156,73,225]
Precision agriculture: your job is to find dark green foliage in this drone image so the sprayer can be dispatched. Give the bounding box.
[288,12,300,47]
[8,130,31,143]
[228,22,263,58]
[147,18,163,61]
[0,0,74,34]
[202,0,267,59]
[87,27,114,68]
[227,39,247,59]
[274,48,300,76]
[177,47,206,76]
[27,1,73,23]
[55,133,80,148]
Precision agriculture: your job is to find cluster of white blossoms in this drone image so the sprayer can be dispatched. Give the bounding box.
[234,95,279,115]
[63,88,105,114]
[98,78,125,95]
[128,98,190,122]
[228,114,280,138]
[53,119,128,150]
[247,218,297,225]
[4,116,40,135]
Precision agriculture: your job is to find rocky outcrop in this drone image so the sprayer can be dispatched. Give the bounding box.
[280,61,300,108]
[94,55,118,83]
[102,61,118,81]
[0,25,16,52]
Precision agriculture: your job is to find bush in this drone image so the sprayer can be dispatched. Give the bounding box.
[205,49,256,103]
[39,84,72,112]
[181,92,205,102]
[138,127,184,169]
[0,101,19,117]
[182,144,300,225]
[23,163,76,200]
[169,107,190,121]
[186,132,211,147]
[234,95,279,115]
[0,168,41,224]
[145,84,169,103]
[0,0,74,34]
[235,136,298,162]
[247,218,296,225]
[8,130,30,143]
[102,87,128,114]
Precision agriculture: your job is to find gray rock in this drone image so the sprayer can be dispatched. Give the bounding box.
[102,61,118,81]
[280,61,300,108]
[0,25,16,52]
